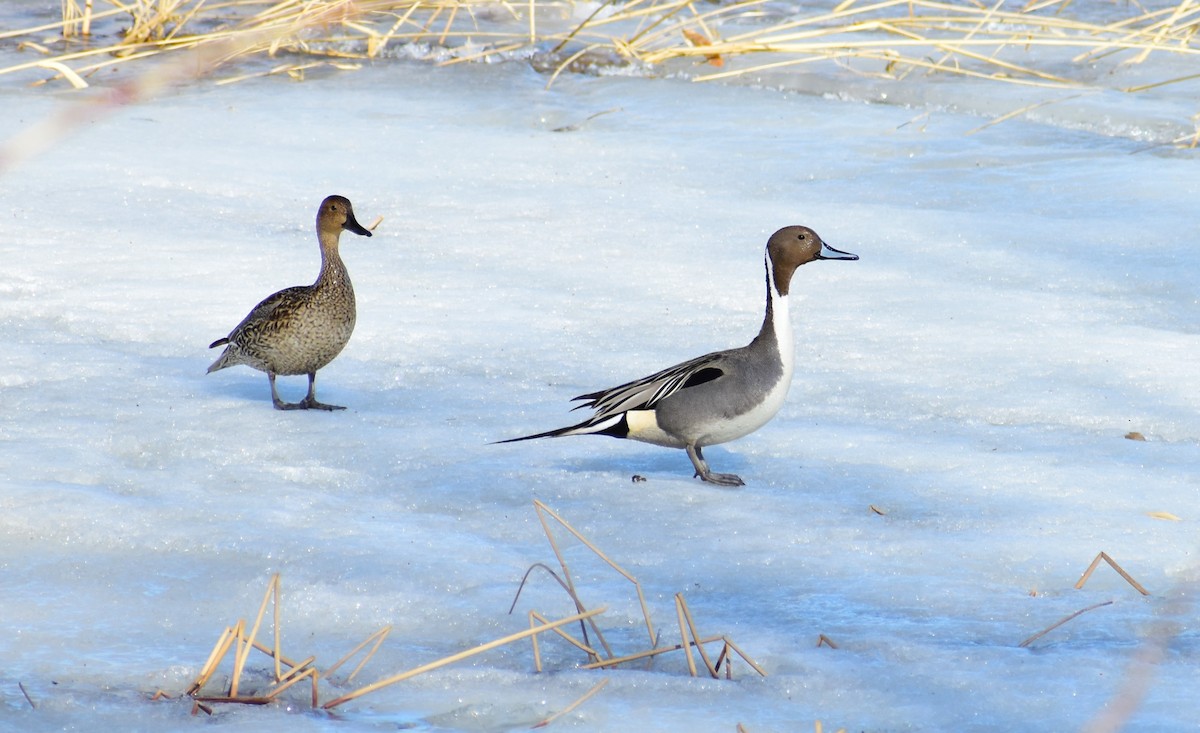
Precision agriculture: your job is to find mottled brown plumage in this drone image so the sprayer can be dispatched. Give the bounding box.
[207,195,373,410]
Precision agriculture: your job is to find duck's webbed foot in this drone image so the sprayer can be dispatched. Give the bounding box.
[299,397,346,411]
[268,373,346,411]
[299,372,345,411]
[686,444,746,487]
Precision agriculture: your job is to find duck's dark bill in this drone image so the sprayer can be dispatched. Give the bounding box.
[345,217,373,237]
[818,243,858,260]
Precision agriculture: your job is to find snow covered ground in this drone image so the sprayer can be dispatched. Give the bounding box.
[1,12,1198,732]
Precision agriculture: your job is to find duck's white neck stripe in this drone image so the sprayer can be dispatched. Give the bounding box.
[766,252,794,367]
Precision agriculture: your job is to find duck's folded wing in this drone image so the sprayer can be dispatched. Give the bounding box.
[225,286,306,337]
[572,351,729,418]
[247,286,305,321]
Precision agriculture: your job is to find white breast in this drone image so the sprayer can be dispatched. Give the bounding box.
[696,291,795,446]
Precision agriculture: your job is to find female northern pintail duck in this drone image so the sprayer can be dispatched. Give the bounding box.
[207,195,373,411]
[501,226,857,486]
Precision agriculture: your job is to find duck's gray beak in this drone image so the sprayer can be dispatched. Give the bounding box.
[817,242,858,260]
[344,214,373,237]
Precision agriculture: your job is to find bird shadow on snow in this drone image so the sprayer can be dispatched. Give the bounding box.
[202,372,366,411]
[564,447,749,484]
[201,374,275,406]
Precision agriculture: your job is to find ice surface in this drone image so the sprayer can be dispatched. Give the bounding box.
[0,26,1198,733]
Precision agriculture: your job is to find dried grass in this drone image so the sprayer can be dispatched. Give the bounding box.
[2,0,1197,100]
[1018,599,1115,649]
[320,606,606,709]
[185,575,322,711]
[176,499,763,721]
[144,508,1188,727]
[1075,551,1150,596]
[816,633,838,649]
[517,499,767,680]
[18,681,36,709]
[179,571,607,719]
[1018,550,1152,648]
[0,1,1196,156]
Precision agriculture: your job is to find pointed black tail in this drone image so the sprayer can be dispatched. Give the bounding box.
[495,413,630,444]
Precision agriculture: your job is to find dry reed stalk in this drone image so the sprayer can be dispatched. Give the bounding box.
[60,1,84,38]
[533,499,657,648]
[0,8,119,41]
[265,664,320,707]
[1176,126,1200,148]
[247,638,304,669]
[579,631,766,677]
[214,60,363,85]
[532,503,612,658]
[321,606,607,709]
[528,609,602,672]
[323,625,393,682]
[1127,0,1200,65]
[816,634,838,649]
[510,563,575,611]
[272,574,282,680]
[1018,600,1114,648]
[674,595,698,676]
[439,40,533,66]
[719,646,733,679]
[529,612,544,672]
[193,694,273,704]
[187,621,242,695]
[511,561,608,663]
[531,679,610,729]
[713,641,730,678]
[231,573,281,696]
[548,0,642,54]
[924,0,1002,77]
[720,636,767,676]
[580,634,727,670]
[18,681,35,709]
[675,594,718,677]
[1075,552,1150,596]
[274,656,317,686]
[965,94,1085,135]
[549,106,623,132]
[688,39,1080,88]
[540,44,604,87]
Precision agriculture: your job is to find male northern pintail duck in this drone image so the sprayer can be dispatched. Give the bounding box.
[207,194,373,411]
[501,226,858,486]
